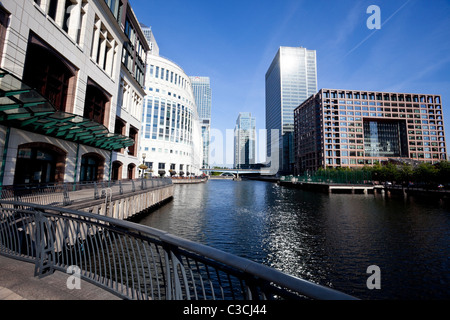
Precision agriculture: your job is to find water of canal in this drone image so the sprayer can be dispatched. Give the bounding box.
[136,179,450,300]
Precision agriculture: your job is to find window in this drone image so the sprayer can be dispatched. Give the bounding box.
[80,153,105,182]
[104,0,123,21]
[92,16,118,76]
[23,34,77,113]
[47,0,58,20]
[83,80,110,126]
[14,143,67,185]
[0,7,9,57]
[128,126,138,157]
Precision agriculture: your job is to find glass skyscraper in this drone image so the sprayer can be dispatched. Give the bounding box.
[265,46,317,173]
[234,113,256,169]
[190,76,212,168]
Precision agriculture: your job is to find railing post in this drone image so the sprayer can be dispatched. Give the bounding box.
[63,184,71,206]
[34,210,56,278]
[162,243,190,300]
[94,182,99,200]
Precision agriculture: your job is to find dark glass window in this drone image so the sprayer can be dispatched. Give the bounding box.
[23,42,75,112]
[14,144,66,185]
[0,7,9,58]
[83,84,109,125]
[364,120,408,158]
[48,0,58,20]
[80,154,103,182]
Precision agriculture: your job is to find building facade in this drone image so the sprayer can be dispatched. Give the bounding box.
[265,46,317,174]
[140,25,203,177]
[234,113,256,169]
[0,0,148,187]
[190,76,212,169]
[294,89,447,173]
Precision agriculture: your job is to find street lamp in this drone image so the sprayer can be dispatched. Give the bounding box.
[141,153,147,178]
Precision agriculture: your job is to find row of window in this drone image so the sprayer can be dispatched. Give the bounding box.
[123,17,146,88]
[325,154,445,166]
[142,97,194,144]
[91,15,118,77]
[144,162,193,172]
[148,64,191,92]
[146,87,195,107]
[142,147,192,157]
[34,0,89,46]
[326,104,442,111]
[33,0,145,87]
[321,118,444,128]
[118,77,142,120]
[322,90,441,104]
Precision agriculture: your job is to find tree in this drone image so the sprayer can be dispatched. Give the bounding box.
[370,162,384,183]
[413,163,438,185]
[436,161,450,184]
[399,164,414,185]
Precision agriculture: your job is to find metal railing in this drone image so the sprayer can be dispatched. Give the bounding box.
[0,201,357,300]
[0,178,173,207]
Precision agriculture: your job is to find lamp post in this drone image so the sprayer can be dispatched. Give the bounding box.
[142,153,146,178]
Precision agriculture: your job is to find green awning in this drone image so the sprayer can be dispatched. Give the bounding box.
[0,69,135,151]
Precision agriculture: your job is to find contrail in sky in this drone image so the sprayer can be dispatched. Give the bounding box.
[343,0,413,59]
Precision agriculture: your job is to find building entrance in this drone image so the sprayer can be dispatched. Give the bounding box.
[14,144,64,185]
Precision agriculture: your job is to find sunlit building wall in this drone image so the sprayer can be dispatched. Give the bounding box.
[234,113,256,169]
[140,25,203,177]
[266,46,317,174]
[0,0,148,186]
[294,89,447,173]
[190,76,212,168]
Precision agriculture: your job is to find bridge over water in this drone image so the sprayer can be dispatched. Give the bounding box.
[200,168,275,180]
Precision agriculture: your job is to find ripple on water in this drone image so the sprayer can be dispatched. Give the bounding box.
[136,180,450,299]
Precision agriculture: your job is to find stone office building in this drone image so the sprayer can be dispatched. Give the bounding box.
[0,0,149,187]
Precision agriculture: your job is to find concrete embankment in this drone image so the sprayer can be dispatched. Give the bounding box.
[67,184,174,220]
[279,180,450,198]
[171,178,208,184]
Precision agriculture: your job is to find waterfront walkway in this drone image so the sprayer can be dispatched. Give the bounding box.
[0,255,120,300]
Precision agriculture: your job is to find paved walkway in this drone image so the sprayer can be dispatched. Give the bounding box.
[0,255,121,300]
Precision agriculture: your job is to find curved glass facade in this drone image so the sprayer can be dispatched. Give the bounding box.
[141,55,203,177]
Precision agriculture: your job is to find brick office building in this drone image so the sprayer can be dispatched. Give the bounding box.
[294,89,447,174]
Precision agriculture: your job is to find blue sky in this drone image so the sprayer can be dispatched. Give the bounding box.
[131,0,450,164]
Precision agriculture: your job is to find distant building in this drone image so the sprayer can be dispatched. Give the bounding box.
[190,76,212,168]
[140,23,159,57]
[265,46,317,174]
[139,25,203,177]
[294,89,447,173]
[0,0,149,186]
[234,113,256,169]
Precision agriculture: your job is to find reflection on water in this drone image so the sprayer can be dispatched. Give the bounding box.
[136,180,450,299]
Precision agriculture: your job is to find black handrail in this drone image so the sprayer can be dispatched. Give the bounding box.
[0,201,357,300]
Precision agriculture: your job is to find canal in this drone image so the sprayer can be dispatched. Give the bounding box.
[136,179,450,300]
